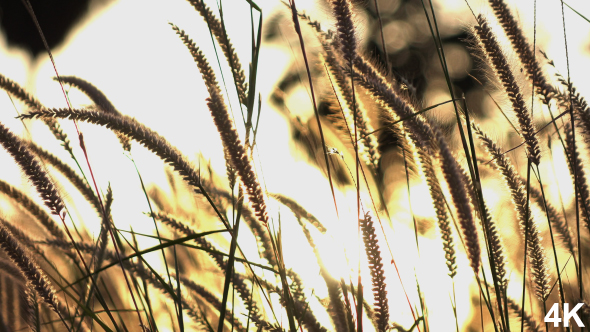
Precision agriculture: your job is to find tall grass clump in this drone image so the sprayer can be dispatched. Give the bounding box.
[1,0,590,331]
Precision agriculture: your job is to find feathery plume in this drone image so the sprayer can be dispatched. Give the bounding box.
[170,24,222,98]
[474,124,550,299]
[507,296,545,332]
[529,183,575,257]
[564,123,590,230]
[290,211,347,332]
[352,57,434,151]
[224,150,237,190]
[1,220,44,257]
[19,108,204,197]
[57,76,131,151]
[258,278,328,332]
[291,6,336,41]
[473,15,541,165]
[47,238,209,327]
[480,153,575,256]
[185,0,248,105]
[57,76,118,115]
[26,142,102,216]
[0,179,65,240]
[0,74,43,110]
[178,276,248,332]
[352,50,479,273]
[483,204,508,289]
[125,261,208,327]
[0,122,64,216]
[0,258,26,282]
[416,149,457,277]
[359,212,389,332]
[232,196,277,266]
[20,283,40,332]
[152,212,263,321]
[458,164,507,288]
[94,184,113,271]
[153,212,225,268]
[172,23,270,226]
[321,49,380,172]
[436,132,480,273]
[0,223,62,318]
[553,71,590,146]
[272,193,326,233]
[329,0,357,63]
[487,0,556,104]
[0,74,73,155]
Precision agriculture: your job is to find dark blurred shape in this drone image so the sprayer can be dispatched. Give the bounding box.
[0,0,91,57]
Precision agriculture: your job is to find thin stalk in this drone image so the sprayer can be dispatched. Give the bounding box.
[533,165,566,332]
[559,0,582,304]
[520,159,532,332]
[20,0,143,325]
[218,193,243,332]
[288,0,340,220]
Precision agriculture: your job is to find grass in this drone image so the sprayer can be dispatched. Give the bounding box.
[0,0,589,330]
